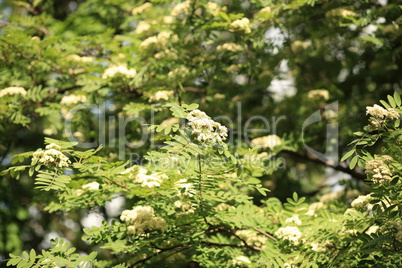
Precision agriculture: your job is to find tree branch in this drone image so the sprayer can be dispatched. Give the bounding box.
[282,150,366,182]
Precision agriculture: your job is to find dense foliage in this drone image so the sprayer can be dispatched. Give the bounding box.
[1,0,402,267]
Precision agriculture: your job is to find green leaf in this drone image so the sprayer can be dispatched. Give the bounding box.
[349,155,358,169]
[380,100,391,109]
[341,149,355,162]
[394,91,401,106]
[387,95,396,108]
[395,119,400,128]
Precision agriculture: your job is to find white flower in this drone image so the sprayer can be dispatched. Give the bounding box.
[235,230,268,248]
[148,90,174,102]
[120,206,167,235]
[74,189,85,196]
[311,242,326,252]
[275,226,302,245]
[366,225,379,235]
[103,64,136,79]
[365,156,393,184]
[285,215,302,226]
[259,6,271,14]
[136,21,151,34]
[31,144,70,168]
[291,40,312,52]
[132,3,152,15]
[175,179,195,196]
[167,66,190,80]
[216,42,242,53]
[206,2,225,16]
[140,31,178,49]
[250,135,281,149]
[171,1,191,17]
[82,181,100,191]
[0,87,26,97]
[326,8,358,18]
[233,256,251,265]
[163,16,174,24]
[230,18,251,34]
[187,109,228,144]
[366,105,399,127]
[351,195,373,210]
[307,89,329,100]
[67,54,94,63]
[60,95,87,106]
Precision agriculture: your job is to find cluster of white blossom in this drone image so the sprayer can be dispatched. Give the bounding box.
[250,135,281,149]
[102,64,136,79]
[136,21,151,34]
[214,203,235,211]
[174,200,195,213]
[67,54,94,63]
[171,1,191,17]
[366,104,400,127]
[147,90,174,102]
[285,215,302,226]
[310,242,327,252]
[60,94,87,106]
[231,256,251,266]
[132,2,152,15]
[31,143,70,168]
[305,202,326,216]
[275,226,302,245]
[307,89,329,100]
[206,2,226,16]
[216,42,242,53]
[175,179,195,196]
[319,189,359,203]
[123,166,167,188]
[351,194,373,210]
[140,31,178,49]
[167,66,190,80]
[229,18,251,34]
[365,155,394,184]
[259,6,271,14]
[187,109,228,143]
[0,87,26,97]
[235,230,268,248]
[291,40,312,52]
[74,181,100,196]
[326,8,357,18]
[154,48,178,60]
[120,206,167,235]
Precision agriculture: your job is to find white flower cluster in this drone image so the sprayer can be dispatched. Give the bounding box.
[351,194,373,210]
[31,143,70,168]
[120,206,167,235]
[250,135,281,149]
[123,166,167,188]
[67,54,94,63]
[60,94,87,106]
[136,21,151,34]
[229,18,251,34]
[305,202,326,216]
[175,179,195,196]
[291,40,311,52]
[206,2,225,16]
[132,2,152,15]
[171,1,191,17]
[366,104,399,127]
[259,6,271,14]
[326,8,358,18]
[307,89,329,100]
[148,90,174,102]
[310,242,327,252]
[167,66,190,80]
[216,42,242,53]
[140,31,178,49]
[235,230,268,248]
[275,226,302,245]
[102,64,136,79]
[174,200,195,213]
[232,256,251,266]
[0,87,26,97]
[154,48,178,60]
[365,155,394,184]
[187,109,228,143]
[285,215,302,226]
[75,181,100,196]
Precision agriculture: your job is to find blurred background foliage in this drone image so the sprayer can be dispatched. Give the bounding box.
[0,0,401,265]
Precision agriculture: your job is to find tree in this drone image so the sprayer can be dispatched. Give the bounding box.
[1,0,402,267]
